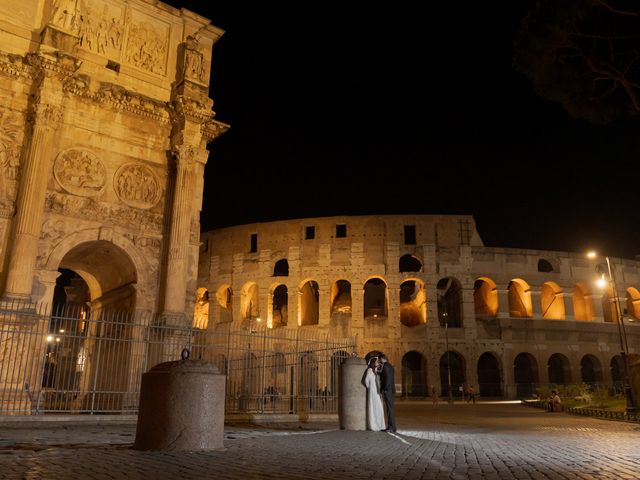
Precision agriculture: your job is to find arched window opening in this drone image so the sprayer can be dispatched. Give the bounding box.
[548,353,571,386]
[364,278,387,319]
[402,351,427,397]
[439,351,465,398]
[600,286,616,323]
[399,254,422,273]
[400,280,426,327]
[508,279,532,318]
[241,283,259,321]
[473,277,498,317]
[513,353,539,398]
[437,277,463,327]
[477,352,502,397]
[272,285,288,328]
[193,287,210,329]
[300,280,319,326]
[273,259,289,277]
[537,259,554,272]
[215,285,233,323]
[331,280,352,315]
[611,355,624,394]
[627,287,640,320]
[541,282,565,320]
[573,283,594,321]
[580,354,602,385]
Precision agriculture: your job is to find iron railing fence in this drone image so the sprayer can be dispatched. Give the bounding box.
[0,299,355,416]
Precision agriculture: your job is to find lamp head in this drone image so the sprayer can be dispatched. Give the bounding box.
[587,251,597,259]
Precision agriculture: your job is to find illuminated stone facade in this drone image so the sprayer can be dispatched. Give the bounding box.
[198,215,640,399]
[0,0,228,317]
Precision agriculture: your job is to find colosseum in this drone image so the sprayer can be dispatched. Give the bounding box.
[197,214,640,400]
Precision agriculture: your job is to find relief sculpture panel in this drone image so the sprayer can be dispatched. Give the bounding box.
[0,109,24,213]
[53,148,107,197]
[124,11,169,75]
[77,0,125,58]
[114,162,161,209]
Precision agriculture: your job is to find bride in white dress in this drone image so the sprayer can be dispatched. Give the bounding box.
[365,357,386,431]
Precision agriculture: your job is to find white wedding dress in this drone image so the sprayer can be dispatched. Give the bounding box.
[365,367,386,431]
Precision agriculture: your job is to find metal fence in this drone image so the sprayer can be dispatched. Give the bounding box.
[0,300,355,416]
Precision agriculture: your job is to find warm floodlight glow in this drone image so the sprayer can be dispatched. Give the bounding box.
[596,276,607,289]
[46,335,53,343]
[587,251,597,259]
[256,317,261,323]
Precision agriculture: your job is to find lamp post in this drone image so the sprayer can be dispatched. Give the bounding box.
[588,252,636,415]
[442,311,453,404]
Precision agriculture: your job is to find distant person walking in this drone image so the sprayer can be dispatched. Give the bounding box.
[431,385,439,406]
[379,353,397,432]
[467,385,476,404]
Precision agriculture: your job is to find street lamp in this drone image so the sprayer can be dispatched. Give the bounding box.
[442,311,454,404]
[588,251,636,415]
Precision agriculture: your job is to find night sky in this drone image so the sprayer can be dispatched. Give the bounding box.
[164,1,640,260]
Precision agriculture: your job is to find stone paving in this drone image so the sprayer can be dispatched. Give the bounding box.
[1,401,639,479]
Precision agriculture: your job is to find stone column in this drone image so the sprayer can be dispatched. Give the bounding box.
[496,286,511,318]
[562,291,575,321]
[161,145,196,321]
[4,103,63,300]
[530,288,542,318]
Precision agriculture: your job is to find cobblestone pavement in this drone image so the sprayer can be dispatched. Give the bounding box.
[1,401,639,479]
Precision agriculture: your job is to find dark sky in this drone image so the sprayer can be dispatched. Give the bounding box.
[164,2,640,259]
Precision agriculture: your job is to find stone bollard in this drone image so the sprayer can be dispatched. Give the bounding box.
[133,357,225,451]
[338,357,367,430]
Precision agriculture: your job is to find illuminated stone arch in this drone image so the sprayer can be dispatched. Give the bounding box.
[192,287,210,329]
[573,283,595,321]
[400,278,426,327]
[240,281,259,321]
[473,277,498,317]
[215,284,233,323]
[330,279,352,315]
[363,276,388,319]
[541,281,565,320]
[299,278,319,326]
[273,258,289,276]
[270,283,288,328]
[600,285,616,323]
[626,287,640,320]
[508,278,532,318]
[477,351,502,397]
[437,277,463,327]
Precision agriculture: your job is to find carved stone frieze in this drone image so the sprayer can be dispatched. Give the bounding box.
[121,232,162,260]
[124,20,168,75]
[184,35,206,84]
[0,52,34,79]
[114,162,161,210]
[30,103,64,128]
[77,1,125,57]
[202,119,230,142]
[45,191,163,232]
[53,148,107,197]
[0,109,25,213]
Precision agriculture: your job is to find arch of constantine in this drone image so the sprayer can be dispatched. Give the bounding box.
[197,214,640,400]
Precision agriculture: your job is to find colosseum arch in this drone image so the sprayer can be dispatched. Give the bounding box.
[513,352,539,398]
[363,277,387,319]
[508,278,532,318]
[215,285,233,323]
[399,254,422,273]
[611,355,624,392]
[193,287,210,329]
[241,282,259,321]
[330,279,352,315]
[474,277,498,317]
[548,353,572,385]
[541,281,565,320]
[627,287,640,320]
[271,284,288,328]
[400,279,426,327]
[439,350,466,398]
[437,277,463,327]
[580,354,603,384]
[299,279,320,326]
[477,352,502,397]
[573,283,595,321]
[273,259,289,277]
[402,351,427,396]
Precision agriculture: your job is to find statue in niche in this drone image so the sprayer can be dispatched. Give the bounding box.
[0,111,21,207]
[51,0,79,32]
[184,35,205,82]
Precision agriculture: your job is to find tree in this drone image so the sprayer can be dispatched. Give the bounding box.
[514,0,640,124]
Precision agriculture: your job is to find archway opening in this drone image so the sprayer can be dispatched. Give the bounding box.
[300,280,319,326]
[402,351,427,397]
[477,352,502,397]
[439,351,465,398]
[400,280,425,327]
[580,354,602,385]
[548,353,571,385]
[474,277,498,317]
[514,352,538,398]
[272,285,288,328]
[437,277,462,327]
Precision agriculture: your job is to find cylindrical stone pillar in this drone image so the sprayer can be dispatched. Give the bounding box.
[338,357,366,430]
[134,359,225,451]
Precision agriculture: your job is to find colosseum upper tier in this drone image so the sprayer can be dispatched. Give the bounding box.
[197,214,640,399]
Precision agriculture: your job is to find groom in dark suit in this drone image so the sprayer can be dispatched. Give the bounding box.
[379,353,397,432]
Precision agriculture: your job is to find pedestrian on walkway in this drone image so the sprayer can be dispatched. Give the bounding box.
[431,385,439,406]
[467,385,476,404]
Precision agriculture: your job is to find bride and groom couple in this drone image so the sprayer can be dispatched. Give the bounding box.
[364,353,397,432]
